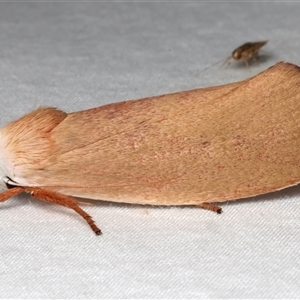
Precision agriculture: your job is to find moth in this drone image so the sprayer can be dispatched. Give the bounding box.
[0,62,299,235]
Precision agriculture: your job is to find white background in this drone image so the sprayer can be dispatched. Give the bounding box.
[0,2,299,298]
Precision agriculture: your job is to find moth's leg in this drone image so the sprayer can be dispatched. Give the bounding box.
[198,203,222,214]
[25,187,101,235]
[0,187,25,202]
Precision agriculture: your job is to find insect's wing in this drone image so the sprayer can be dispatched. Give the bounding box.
[248,40,268,54]
[29,81,243,205]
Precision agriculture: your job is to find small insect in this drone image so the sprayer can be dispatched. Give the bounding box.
[198,40,268,73]
[231,41,268,67]
[0,62,299,235]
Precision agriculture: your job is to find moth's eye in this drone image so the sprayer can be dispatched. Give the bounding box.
[232,50,242,60]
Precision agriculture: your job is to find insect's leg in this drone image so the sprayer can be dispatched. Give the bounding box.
[0,187,25,202]
[242,59,250,68]
[26,187,101,235]
[252,54,261,66]
[198,202,222,214]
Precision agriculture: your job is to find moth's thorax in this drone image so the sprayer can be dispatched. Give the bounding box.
[0,129,15,188]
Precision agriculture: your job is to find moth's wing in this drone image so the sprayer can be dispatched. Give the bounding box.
[25,81,244,205]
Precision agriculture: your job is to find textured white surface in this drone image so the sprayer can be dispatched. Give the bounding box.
[0,2,300,299]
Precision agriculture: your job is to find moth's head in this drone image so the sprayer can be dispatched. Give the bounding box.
[0,168,10,189]
[0,174,10,190]
[0,178,7,189]
[0,176,15,189]
[0,130,15,189]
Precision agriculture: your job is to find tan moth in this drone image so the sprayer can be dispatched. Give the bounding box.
[0,62,299,235]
